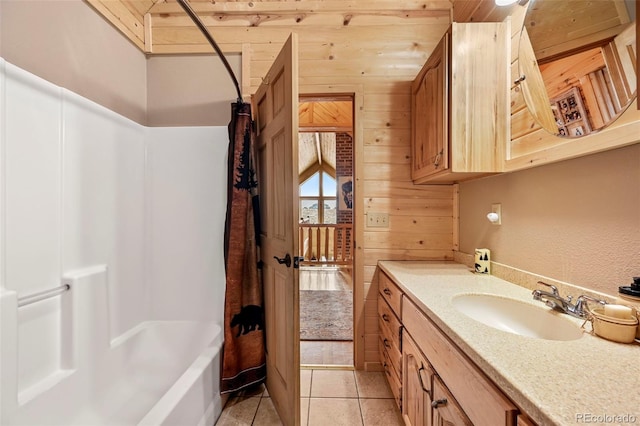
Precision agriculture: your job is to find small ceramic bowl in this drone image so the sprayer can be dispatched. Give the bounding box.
[589,307,638,344]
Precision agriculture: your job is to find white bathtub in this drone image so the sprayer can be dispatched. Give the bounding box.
[2,319,223,426]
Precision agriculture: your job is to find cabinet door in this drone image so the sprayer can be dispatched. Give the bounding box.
[402,332,432,426]
[432,376,473,426]
[411,32,448,181]
[518,27,557,134]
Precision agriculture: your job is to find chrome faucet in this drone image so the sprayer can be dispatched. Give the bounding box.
[532,281,606,318]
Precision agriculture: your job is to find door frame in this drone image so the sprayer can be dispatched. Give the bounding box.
[299,88,365,370]
[241,47,366,370]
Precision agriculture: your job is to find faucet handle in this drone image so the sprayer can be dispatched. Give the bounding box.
[537,281,559,296]
[574,294,607,317]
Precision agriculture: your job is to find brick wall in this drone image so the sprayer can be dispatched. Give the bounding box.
[336,132,353,225]
[336,132,353,260]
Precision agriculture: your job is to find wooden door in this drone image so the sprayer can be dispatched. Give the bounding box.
[254,33,300,426]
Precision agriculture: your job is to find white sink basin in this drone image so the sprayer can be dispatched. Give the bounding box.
[451,293,584,341]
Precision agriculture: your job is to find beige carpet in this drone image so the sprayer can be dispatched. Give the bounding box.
[300,290,353,341]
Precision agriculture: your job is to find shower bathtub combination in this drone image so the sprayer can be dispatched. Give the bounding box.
[0,57,230,426]
[0,266,224,426]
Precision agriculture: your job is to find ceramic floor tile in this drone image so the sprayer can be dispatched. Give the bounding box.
[359,398,403,426]
[354,371,393,399]
[252,397,283,426]
[310,370,358,398]
[215,396,261,426]
[301,369,312,397]
[301,398,310,426]
[237,383,266,398]
[216,369,399,426]
[308,398,363,426]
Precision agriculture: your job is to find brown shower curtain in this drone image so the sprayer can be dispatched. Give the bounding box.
[221,102,266,394]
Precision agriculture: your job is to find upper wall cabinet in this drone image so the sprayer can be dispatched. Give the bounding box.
[411,22,509,184]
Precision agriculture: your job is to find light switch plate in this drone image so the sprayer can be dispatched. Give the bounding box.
[367,212,389,228]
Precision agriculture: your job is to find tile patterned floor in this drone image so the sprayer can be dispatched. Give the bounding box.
[215,369,403,426]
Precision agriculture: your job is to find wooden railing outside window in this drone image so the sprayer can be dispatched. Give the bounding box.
[298,224,353,265]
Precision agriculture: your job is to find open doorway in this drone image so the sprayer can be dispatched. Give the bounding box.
[298,96,354,367]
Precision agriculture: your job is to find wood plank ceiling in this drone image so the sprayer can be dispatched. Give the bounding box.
[86,0,519,55]
[297,100,353,177]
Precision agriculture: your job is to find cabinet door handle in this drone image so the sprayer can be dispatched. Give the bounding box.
[431,398,447,408]
[417,365,431,396]
[383,363,391,377]
[383,288,392,296]
[383,338,391,348]
[433,150,443,168]
[382,314,390,322]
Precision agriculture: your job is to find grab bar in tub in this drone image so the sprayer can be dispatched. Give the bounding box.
[17,283,71,308]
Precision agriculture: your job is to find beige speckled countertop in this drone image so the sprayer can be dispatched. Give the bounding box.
[378,261,640,426]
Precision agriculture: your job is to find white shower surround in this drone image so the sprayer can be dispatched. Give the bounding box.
[0,58,228,425]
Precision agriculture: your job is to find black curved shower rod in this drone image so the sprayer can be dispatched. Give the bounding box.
[176,0,244,104]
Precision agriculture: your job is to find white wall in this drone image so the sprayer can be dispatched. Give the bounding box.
[146,127,228,325]
[0,0,147,124]
[1,58,227,400]
[146,55,241,127]
[0,1,240,128]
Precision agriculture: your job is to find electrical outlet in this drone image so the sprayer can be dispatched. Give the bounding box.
[367,212,389,228]
[491,203,502,225]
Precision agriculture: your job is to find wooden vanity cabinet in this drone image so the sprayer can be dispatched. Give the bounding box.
[378,271,404,409]
[402,296,519,426]
[379,268,525,426]
[411,22,509,184]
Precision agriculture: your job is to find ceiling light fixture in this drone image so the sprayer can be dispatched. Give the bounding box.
[495,0,518,6]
